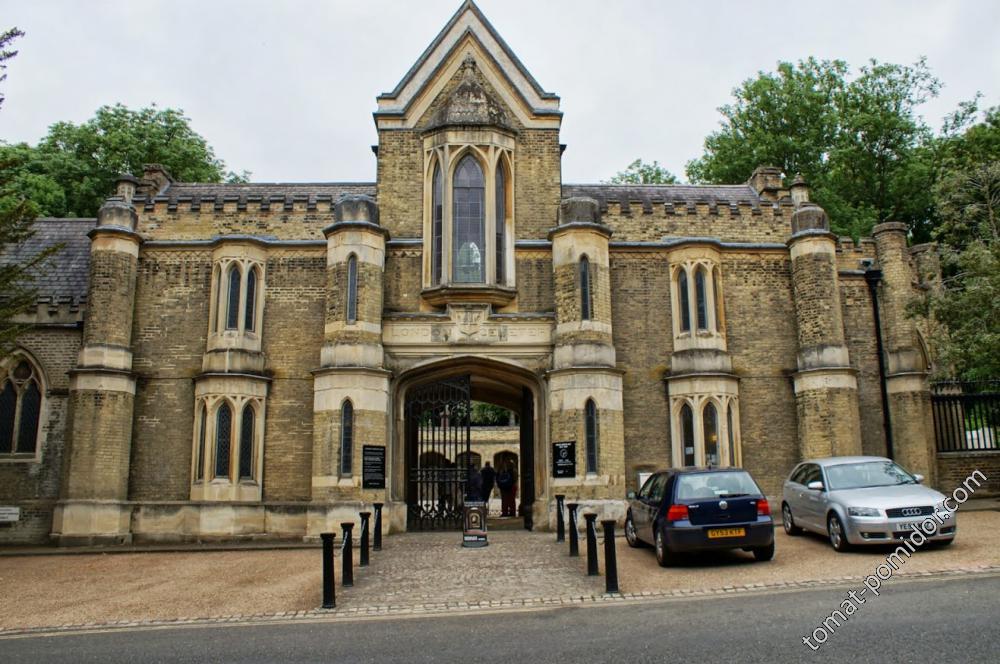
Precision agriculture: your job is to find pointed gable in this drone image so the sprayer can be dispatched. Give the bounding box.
[375,0,561,130]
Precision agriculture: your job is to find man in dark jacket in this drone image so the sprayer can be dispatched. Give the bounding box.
[497,464,516,517]
[466,463,483,502]
[480,461,497,502]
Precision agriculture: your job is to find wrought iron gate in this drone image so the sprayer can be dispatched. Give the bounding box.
[405,376,472,531]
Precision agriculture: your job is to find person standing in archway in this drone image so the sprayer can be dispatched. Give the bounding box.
[497,463,517,517]
[480,461,497,503]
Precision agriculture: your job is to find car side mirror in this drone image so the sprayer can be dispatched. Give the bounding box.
[626,491,636,500]
[807,480,825,491]
[913,474,924,484]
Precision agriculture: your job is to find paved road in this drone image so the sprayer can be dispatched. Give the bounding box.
[3,574,995,663]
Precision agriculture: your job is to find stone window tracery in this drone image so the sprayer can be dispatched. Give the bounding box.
[0,356,44,458]
[191,393,266,501]
[671,258,725,342]
[207,248,266,353]
[671,395,741,468]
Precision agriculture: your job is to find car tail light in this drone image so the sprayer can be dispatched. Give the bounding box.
[757,498,770,518]
[666,504,689,521]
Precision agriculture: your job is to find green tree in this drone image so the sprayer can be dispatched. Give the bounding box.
[914,106,1000,380]
[0,28,60,352]
[607,159,678,184]
[470,402,514,426]
[0,27,24,109]
[0,104,249,217]
[686,58,940,239]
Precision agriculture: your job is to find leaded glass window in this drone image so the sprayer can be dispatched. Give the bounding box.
[226,266,241,330]
[495,164,506,284]
[239,404,255,480]
[703,402,719,466]
[727,404,736,466]
[340,400,354,477]
[432,163,443,285]
[678,269,690,332]
[245,267,257,333]
[585,399,598,474]
[0,360,43,456]
[580,256,592,321]
[695,267,708,330]
[215,402,232,479]
[681,403,695,466]
[195,403,206,481]
[452,156,485,283]
[346,255,358,324]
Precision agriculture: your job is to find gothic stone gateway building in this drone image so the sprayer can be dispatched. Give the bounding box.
[1,2,942,545]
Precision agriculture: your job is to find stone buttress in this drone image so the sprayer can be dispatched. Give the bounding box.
[308,195,393,536]
[52,192,142,545]
[788,202,863,460]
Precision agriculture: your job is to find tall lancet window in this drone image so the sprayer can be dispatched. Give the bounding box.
[432,163,443,285]
[452,155,485,283]
[346,255,358,324]
[495,164,506,284]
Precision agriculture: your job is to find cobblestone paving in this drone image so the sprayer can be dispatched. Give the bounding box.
[348,530,604,607]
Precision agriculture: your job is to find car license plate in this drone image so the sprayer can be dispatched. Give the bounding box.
[707,527,745,539]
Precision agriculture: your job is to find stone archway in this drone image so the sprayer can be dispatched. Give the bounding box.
[390,356,548,531]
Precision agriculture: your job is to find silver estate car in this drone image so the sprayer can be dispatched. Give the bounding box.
[781,456,957,551]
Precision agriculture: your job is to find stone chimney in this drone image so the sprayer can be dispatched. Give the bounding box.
[790,174,810,206]
[141,164,174,195]
[748,166,784,201]
[115,174,140,203]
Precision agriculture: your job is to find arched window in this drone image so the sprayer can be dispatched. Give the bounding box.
[226,265,241,330]
[713,267,723,333]
[695,266,708,330]
[195,403,207,481]
[727,404,736,466]
[340,400,354,476]
[703,402,719,466]
[452,155,486,283]
[495,163,506,284]
[0,360,42,455]
[680,403,695,466]
[210,265,220,332]
[584,398,598,473]
[346,254,358,324]
[215,402,232,479]
[579,256,592,320]
[244,267,258,333]
[678,269,691,332]
[432,163,443,285]
[239,403,255,480]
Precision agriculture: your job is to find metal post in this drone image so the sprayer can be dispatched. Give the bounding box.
[373,503,383,551]
[567,503,579,557]
[555,494,566,542]
[359,511,371,567]
[584,513,599,576]
[321,532,336,609]
[340,522,354,587]
[601,519,619,594]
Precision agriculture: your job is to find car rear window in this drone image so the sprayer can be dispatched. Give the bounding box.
[675,472,761,500]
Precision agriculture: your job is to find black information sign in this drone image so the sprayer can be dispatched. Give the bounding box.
[362,445,386,489]
[552,441,576,478]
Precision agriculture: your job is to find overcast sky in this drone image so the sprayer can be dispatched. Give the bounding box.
[1,0,998,185]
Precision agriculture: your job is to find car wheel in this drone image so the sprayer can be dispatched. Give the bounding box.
[752,540,775,562]
[782,503,802,536]
[654,529,674,567]
[625,512,642,548]
[827,513,850,552]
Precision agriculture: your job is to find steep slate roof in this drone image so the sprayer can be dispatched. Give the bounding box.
[150,182,376,206]
[0,217,96,305]
[562,183,761,212]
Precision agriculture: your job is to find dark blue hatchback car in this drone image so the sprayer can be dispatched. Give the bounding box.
[625,468,775,566]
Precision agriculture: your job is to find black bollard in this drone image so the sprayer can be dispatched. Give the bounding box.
[341,522,354,587]
[584,513,599,576]
[359,511,371,567]
[373,503,383,552]
[601,519,620,594]
[321,532,336,608]
[567,503,579,557]
[555,494,566,542]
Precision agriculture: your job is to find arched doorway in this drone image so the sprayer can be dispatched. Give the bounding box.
[393,357,544,532]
